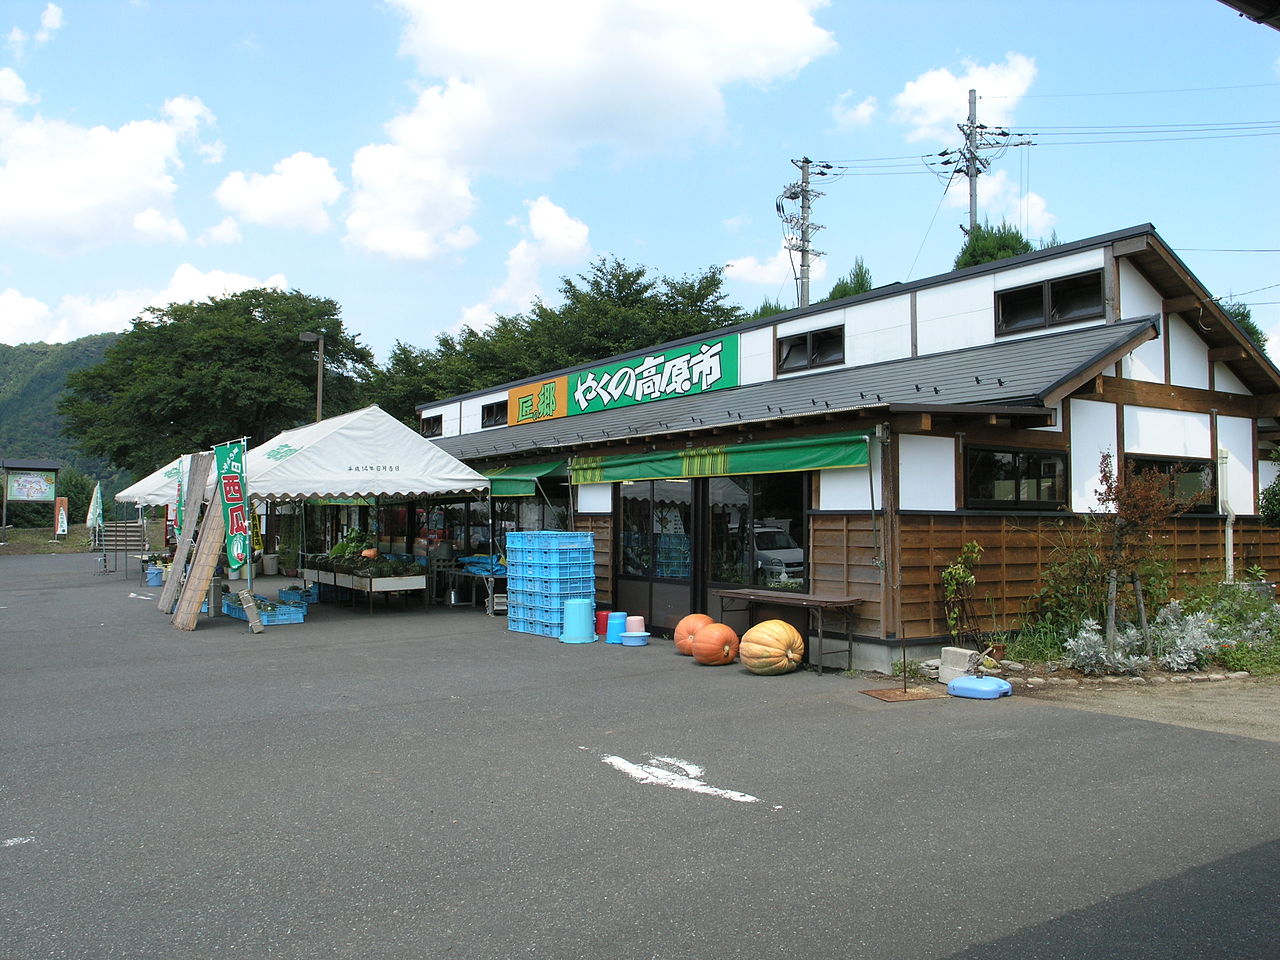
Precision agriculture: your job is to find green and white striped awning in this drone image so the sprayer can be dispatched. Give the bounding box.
[569,431,869,484]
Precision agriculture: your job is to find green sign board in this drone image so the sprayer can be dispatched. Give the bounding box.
[214,441,250,570]
[569,336,738,416]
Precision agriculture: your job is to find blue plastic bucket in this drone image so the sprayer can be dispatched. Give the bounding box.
[619,631,649,646]
[144,565,163,587]
[559,598,596,644]
[605,611,627,644]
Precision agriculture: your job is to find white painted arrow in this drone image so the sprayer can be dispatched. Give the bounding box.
[596,752,761,804]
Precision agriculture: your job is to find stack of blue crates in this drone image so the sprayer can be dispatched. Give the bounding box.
[506,531,595,637]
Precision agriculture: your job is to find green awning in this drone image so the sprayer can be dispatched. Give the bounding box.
[485,461,567,497]
[570,431,869,484]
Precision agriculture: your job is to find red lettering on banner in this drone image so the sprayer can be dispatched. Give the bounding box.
[227,503,249,536]
[222,475,244,503]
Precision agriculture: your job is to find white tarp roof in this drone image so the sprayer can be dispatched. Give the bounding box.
[114,455,185,506]
[244,404,487,502]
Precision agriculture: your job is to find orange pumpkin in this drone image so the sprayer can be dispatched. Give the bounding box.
[740,619,805,675]
[691,622,739,665]
[674,613,714,656]
[361,548,379,559]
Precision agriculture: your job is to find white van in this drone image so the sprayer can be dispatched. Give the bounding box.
[753,526,805,581]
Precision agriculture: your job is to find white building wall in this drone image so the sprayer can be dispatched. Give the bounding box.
[817,442,883,510]
[1070,398,1118,511]
[738,327,774,385]
[1259,456,1280,497]
[845,296,913,366]
[897,435,956,511]
[914,276,993,355]
[1167,314,1210,389]
[1123,406,1212,458]
[420,402,463,437]
[1214,362,1250,395]
[1217,415,1256,514]
[1123,337,1165,383]
[1117,258,1163,319]
[460,392,510,433]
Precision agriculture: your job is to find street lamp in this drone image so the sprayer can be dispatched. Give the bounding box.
[298,331,324,422]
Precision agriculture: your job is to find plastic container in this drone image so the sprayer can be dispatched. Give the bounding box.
[144,565,163,587]
[559,598,596,644]
[947,675,1013,699]
[620,631,649,646]
[595,610,612,639]
[605,611,627,644]
[625,615,646,633]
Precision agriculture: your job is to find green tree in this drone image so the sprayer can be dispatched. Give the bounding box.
[1223,299,1267,355]
[822,257,874,301]
[954,221,1034,270]
[372,258,744,412]
[746,297,788,322]
[58,289,375,478]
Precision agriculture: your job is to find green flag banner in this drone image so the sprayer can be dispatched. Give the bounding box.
[214,441,250,569]
[570,431,870,484]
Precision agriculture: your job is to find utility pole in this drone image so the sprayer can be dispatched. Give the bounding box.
[778,157,826,308]
[965,88,979,232]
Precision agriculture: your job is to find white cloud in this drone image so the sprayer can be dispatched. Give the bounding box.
[461,196,590,330]
[133,207,187,242]
[0,95,214,253]
[944,168,1057,238]
[197,139,225,164]
[36,4,63,44]
[347,0,835,260]
[832,90,876,129]
[0,287,51,343]
[8,4,63,59]
[0,67,32,104]
[726,240,827,287]
[215,151,344,233]
[198,216,242,245]
[893,52,1036,142]
[0,263,288,345]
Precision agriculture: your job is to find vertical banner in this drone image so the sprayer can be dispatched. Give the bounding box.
[214,441,250,570]
[55,496,68,536]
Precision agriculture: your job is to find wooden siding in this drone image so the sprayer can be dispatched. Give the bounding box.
[574,514,614,608]
[897,512,1280,640]
[808,512,885,638]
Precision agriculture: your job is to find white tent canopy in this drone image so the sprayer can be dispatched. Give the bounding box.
[244,404,487,502]
[114,455,186,506]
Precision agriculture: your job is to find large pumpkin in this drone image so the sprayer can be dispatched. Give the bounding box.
[674,613,714,656]
[740,619,805,675]
[691,622,739,665]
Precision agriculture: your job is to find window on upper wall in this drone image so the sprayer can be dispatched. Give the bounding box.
[965,446,1067,510]
[421,414,443,438]
[995,271,1104,335]
[1126,456,1217,514]
[776,325,845,374]
[480,401,507,428]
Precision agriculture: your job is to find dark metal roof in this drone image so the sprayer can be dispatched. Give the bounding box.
[1,459,62,470]
[433,318,1158,462]
[1216,1,1280,29]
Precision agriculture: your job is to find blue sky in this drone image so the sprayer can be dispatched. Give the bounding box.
[1,1,1277,361]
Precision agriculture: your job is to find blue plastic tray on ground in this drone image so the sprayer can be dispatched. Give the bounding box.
[947,674,1013,699]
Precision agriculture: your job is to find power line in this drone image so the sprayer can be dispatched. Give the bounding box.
[1177,248,1280,253]
[986,81,1280,99]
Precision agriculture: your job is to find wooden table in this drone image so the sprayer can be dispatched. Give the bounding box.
[711,588,862,675]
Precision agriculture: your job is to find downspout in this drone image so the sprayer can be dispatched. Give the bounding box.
[1220,445,1234,582]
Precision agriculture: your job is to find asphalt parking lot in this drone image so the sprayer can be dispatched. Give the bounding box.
[3,554,1278,959]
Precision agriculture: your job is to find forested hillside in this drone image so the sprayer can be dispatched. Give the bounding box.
[0,333,130,497]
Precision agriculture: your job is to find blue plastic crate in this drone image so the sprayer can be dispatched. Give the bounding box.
[279,586,319,605]
[222,596,306,625]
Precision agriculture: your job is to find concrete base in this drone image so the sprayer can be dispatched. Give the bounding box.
[816,639,948,675]
[939,646,978,684]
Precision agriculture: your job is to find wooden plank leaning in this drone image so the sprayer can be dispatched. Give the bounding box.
[157,451,214,614]
[172,484,225,631]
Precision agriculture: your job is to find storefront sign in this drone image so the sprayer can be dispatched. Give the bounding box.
[5,470,56,502]
[569,336,738,416]
[508,377,569,425]
[214,441,249,570]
